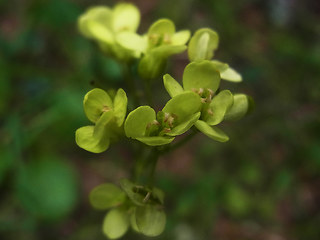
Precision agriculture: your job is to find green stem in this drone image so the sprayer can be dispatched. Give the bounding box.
[132,143,148,182]
[123,63,140,108]
[133,129,198,185]
[161,129,198,155]
[143,79,154,106]
[147,148,160,187]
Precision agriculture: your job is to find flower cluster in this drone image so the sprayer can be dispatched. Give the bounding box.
[89,180,166,239]
[76,2,253,239]
[76,88,127,153]
[78,3,189,79]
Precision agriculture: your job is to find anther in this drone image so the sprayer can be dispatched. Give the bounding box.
[207,109,213,115]
[147,120,160,129]
[102,106,110,112]
[152,120,160,125]
[207,89,214,100]
[164,113,170,122]
[163,128,171,133]
[167,116,175,127]
[143,192,151,203]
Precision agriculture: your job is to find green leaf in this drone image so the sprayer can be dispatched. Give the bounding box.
[195,120,229,142]
[225,184,250,216]
[103,208,129,239]
[135,206,166,237]
[124,106,156,138]
[171,30,191,45]
[0,148,13,184]
[136,136,174,146]
[75,126,110,153]
[183,61,221,93]
[113,88,128,127]
[15,157,78,220]
[162,91,201,121]
[83,88,113,123]
[188,28,219,61]
[166,112,200,136]
[224,94,254,121]
[111,3,140,33]
[163,74,184,98]
[206,90,233,125]
[78,6,112,39]
[89,183,126,210]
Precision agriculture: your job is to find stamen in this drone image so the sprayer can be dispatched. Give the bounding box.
[163,128,171,133]
[143,192,151,203]
[167,116,175,127]
[102,106,110,112]
[207,109,213,115]
[207,89,214,100]
[147,120,160,129]
[164,112,170,122]
[207,89,213,96]
[152,120,160,125]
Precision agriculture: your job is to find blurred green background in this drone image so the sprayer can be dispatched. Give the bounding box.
[0,0,319,239]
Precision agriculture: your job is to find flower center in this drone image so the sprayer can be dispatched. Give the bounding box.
[102,105,111,112]
[192,88,214,103]
[149,33,172,47]
[145,112,178,136]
